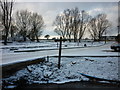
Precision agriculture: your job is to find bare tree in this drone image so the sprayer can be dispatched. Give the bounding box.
[63,9,74,41]
[70,7,80,42]
[0,0,14,45]
[88,18,97,40]
[78,10,91,42]
[53,7,80,42]
[10,23,18,41]
[29,13,44,42]
[53,7,90,42]
[44,34,50,40]
[0,9,2,26]
[53,13,67,39]
[88,13,110,41]
[15,10,31,41]
[0,9,3,39]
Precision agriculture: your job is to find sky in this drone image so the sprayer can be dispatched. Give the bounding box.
[14,0,120,2]
[13,1,118,39]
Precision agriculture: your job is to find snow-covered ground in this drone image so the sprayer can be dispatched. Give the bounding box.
[0,41,105,54]
[2,57,119,86]
[1,41,119,65]
[1,41,119,89]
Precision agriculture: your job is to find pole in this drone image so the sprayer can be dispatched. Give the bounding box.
[105,31,106,44]
[58,37,62,69]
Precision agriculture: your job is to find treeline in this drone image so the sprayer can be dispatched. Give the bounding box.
[53,7,111,42]
[15,10,44,42]
[0,0,111,45]
[0,0,45,45]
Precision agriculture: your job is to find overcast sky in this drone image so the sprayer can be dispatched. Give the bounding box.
[13,1,118,38]
[15,0,119,2]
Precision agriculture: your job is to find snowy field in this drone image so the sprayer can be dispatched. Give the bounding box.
[0,41,106,54]
[1,41,119,66]
[2,56,119,88]
[1,40,119,89]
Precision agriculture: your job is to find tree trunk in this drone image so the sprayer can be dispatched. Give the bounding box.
[68,35,71,42]
[35,34,39,42]
[4,27,9,45]
[11,29,14,41]
[79,38,81,42]
[4,34,7,45]
[23,36,26,41]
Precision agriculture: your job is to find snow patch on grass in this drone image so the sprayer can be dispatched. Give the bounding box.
[2,57,119,85]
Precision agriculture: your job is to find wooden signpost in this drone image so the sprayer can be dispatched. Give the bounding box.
[55,37,67,69]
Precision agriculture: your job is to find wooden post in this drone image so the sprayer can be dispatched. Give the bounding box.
[54,37,67,69]
[47,56,49,62]
[58,37,62,69]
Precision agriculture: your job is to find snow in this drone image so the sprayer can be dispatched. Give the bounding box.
[1,41,119,89]
[1,41,119,65]
[4,85,17,89]
[1,41,105,54]
[2,57,119,86]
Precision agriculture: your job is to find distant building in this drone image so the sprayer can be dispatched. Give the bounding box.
[101,36,117,41]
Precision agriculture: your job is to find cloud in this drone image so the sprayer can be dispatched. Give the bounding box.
[94,8,102,11]
[87,4,118,35]
[13,2,118,37]
[88,8,103,16]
